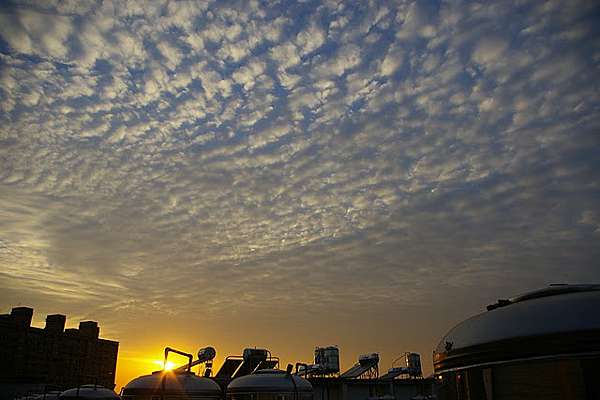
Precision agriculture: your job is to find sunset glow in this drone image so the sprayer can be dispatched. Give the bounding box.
[156,361,178,371]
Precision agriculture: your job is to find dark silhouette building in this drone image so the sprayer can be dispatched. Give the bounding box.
[0,307,118,399]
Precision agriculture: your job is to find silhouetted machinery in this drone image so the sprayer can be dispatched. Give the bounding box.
[340,353,379,379]
[314,346,340,375]
[215,348,279,382]
[296,346,340,377]
[433,284,600,399]
[121,347,222,400]
[227,366,313,400]
[173,347,217,377]
[58,385,120,400]
[379,352,422,380]
[24,391,62,400]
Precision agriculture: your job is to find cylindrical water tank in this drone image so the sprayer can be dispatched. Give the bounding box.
[122,371,222,400]
[22,391,62,400]
[37,391,62,400]
[59,385,120,400]
[227,369,312,400]
[433,285,600,399]
[358,353,378,366]
[242,348,268,362]
[314,346,339,374]
[405,353,421,376]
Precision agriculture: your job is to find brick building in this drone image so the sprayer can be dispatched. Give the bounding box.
[0,307,118,399]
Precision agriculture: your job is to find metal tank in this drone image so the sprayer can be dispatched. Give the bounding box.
[15,390,63,400]
[36,391,62,400]
[404,353,421,377]
[243,348,268,362]
[358,353,379,365]
[122,348,222,400]
[314,346,339,374]
[173,347,217,377]
[58,385,120,400]
[433,284,600,399]
[227,368,312,400]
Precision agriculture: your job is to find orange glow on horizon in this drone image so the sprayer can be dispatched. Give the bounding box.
[115,354,178,391]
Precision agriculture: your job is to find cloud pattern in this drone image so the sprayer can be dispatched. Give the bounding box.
[1,0,600,366]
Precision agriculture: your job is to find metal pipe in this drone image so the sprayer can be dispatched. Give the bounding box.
[164,347,193,372]
[172,358,203,372]
[295,363,308,375]
[172,346,216,373]
[286,364,298,400]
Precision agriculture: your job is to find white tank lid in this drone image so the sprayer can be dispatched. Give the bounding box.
[59,385,119,400]
[227,369,312,393]
[436,285,600,353]
[123,371,221,395]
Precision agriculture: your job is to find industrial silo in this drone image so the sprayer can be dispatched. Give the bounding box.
[433,284,600,399]
[227,369,312,400]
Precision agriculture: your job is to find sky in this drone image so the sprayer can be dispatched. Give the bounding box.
[1,0,599,390]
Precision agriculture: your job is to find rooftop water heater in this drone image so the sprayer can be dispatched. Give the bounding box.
[405,353,422,377]
[215,348,279,380]
[314,346,340,375]
[340,353,379,379]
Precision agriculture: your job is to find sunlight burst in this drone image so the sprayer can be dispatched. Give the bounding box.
[154,360,177,371]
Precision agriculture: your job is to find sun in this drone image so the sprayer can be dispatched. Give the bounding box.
[154,360,178,371]
[164,361,177,370]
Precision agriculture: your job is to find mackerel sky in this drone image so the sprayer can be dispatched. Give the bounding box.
[1,0,599,385]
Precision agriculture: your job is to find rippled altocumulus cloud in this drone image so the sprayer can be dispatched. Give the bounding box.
[1,0,599,348]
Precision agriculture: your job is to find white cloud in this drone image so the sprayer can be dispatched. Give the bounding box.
[295,22,326,56]
[317,43,361,77]
[531,54,582,83]
[396,2,437,40]
[0,12,33,54]
[157,40,184,70]
[232,59,266,91]
[248,123,292,149]
[472,37,509,65]
[163,1,210,30]
[0,9,73,60]
[271,42,301,70]
[113,31,146,64]
[217,41,251,62]
[22,10,72,59]
[277,71,301,90]
[0,1,599,366]
[380,43,403,76]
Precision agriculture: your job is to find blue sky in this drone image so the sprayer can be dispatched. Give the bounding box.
[1,0,599,379]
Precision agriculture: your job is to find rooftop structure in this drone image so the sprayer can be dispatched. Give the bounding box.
[340,353,379,379]
[433,284,600,399]
[214,348,279,387]
[0,307,118,400]
[127,346,432,400]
